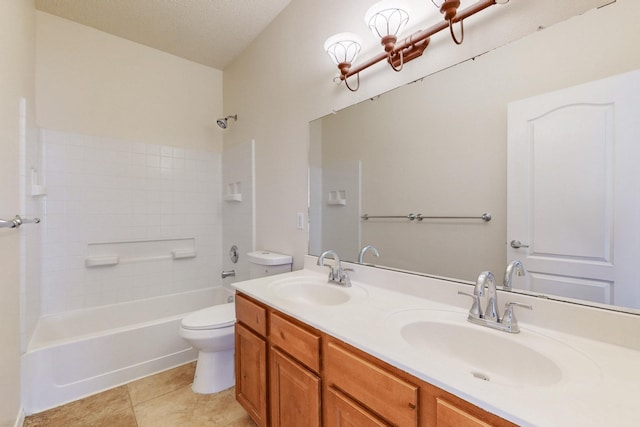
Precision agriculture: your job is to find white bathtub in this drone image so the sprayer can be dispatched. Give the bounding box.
[22,287,233,414]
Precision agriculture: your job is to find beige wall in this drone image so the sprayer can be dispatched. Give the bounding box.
[36,12,223,152]
[0,1,35,425]
[223,0,613,270]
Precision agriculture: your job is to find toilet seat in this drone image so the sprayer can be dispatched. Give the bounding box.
[181,303,235,330]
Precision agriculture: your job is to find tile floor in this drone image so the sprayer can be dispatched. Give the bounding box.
[23,362,257,427]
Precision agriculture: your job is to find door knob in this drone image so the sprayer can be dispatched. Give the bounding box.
[510,240,529,249]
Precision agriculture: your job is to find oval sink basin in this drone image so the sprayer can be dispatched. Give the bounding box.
[268,276,368,306]
[385,309,600,388]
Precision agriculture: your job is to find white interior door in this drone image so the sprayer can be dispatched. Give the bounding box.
[507,69,640,308]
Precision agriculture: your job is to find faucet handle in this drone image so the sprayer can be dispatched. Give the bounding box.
[321,263,336,280]
[458,291,482,318]
[501,302,532,333]
[337,267,353,287]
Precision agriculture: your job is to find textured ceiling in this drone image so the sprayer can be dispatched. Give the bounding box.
[34,0,292,70]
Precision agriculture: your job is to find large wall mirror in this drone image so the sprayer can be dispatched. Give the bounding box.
[309,1,640,314]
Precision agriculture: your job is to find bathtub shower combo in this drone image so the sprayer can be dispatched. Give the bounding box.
[22,251,292,414]
[22,287,229,414]
[19,131,267,414]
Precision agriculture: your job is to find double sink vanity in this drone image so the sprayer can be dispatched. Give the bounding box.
[232,255,640,426]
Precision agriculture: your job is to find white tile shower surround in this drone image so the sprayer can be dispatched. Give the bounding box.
[40,129,223,315]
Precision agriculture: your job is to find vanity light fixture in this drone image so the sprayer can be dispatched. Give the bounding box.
[325,0,509,92]
[365,0,411,71]
[432,0,464,44]
[324,32,363,91]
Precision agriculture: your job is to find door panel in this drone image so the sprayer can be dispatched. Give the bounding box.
[530,273,612,305]
[528,104,613,261]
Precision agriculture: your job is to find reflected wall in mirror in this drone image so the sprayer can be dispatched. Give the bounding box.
[309,1,640,313]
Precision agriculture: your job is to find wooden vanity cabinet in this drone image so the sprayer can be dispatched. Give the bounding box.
[235,294,269,427]
[235,293,322,427]
[235,292,517,427]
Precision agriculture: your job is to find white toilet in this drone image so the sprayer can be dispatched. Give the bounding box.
[179,250,292,394]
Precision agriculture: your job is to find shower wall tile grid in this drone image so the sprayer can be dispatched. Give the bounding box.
[40,129,223,315]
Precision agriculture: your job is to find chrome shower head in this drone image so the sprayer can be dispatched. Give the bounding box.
[216,114,237,129]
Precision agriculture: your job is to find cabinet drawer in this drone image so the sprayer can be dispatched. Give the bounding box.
[270,312,321,373]
[325,341,418,427]
[235,293,267,336]
[436,398,493,427]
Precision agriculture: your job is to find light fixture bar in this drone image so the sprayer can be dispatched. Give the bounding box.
[339,0,500,82]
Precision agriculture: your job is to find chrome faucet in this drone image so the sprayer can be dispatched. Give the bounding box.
[459,270,532,333]
[503,260,526,290]
[357,245,380,264]
[317,250,351,287]
[478,271,500,322]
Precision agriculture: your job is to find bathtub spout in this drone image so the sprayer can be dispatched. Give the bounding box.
[221,270,236,279]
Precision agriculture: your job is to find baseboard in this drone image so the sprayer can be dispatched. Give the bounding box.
[14,408,25,427]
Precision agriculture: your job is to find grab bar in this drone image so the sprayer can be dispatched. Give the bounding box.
[361,213,491,222]
[0,215,41,229]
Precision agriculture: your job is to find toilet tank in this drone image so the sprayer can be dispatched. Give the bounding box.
[247,251,293,279]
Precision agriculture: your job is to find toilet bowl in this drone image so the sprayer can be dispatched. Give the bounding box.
[179,250,292,394]
[179,302,235,394]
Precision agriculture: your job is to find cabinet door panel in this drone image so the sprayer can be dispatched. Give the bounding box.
[325,387,390,427]
[235,323,268,427]
[270,348,321,427]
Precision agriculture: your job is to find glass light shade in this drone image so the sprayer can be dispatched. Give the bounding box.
[365,0,411,39]
[324,32,362,66]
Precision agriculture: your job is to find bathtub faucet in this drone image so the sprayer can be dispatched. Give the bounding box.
[221,270,235,279]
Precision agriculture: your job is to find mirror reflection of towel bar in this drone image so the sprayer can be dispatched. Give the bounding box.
[361,213,491,222]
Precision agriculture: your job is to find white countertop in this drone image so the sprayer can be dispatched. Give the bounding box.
[232,256,640,427]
